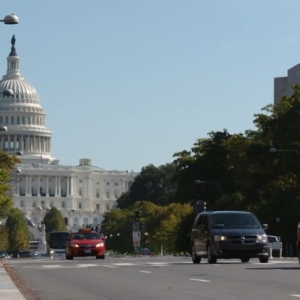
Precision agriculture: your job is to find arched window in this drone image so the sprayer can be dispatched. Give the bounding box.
[93,218,98,226]
[83,217,88,227]
[73,217,79,226]
[64,217,68,226]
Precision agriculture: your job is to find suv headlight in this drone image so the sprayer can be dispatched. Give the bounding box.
[71,244,79,248]
[256,234,267,243]
[213,235,227,241]
[95,243,104,247]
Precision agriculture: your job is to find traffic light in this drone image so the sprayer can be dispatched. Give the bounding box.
[135,210,141,222]
[194,200,206,214]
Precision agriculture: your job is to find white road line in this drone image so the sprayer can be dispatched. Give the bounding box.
[113,263,135,266]
[189,278,210,283]
[42,265,62,268]
[291,295,300,298]
[102,265,117,268]
[139,271,152,274]
[76,264,98,267]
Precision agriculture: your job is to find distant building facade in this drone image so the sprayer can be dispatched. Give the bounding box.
[274,63,300,104]
[0,36,138,231]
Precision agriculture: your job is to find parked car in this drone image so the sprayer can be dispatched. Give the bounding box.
[191,210,269,264]
[267,235,281,257]
[140,248,152,256]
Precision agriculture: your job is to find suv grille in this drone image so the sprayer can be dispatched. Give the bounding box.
[228,236,256,244]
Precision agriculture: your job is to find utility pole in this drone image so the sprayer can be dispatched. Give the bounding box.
[132,210,141,254]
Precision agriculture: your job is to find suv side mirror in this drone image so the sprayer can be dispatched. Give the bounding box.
[262,224,268,230]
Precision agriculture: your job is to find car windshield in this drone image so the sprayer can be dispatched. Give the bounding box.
[72,233,99,240]
[211,213,262,229]
[49,232,70,249]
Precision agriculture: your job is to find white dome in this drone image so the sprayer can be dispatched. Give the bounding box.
[0,35,57,164]
[0,78,38,95]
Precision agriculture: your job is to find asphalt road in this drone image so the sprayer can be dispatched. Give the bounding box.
[5,255,300,300]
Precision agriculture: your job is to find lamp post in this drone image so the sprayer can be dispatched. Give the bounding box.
[195,180,223,198]
[0,14,19,25]
[269,148,300,156]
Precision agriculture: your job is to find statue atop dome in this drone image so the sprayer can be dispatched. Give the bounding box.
[9,34,17,57]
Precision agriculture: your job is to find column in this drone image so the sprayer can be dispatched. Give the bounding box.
[37,176,40,196]
[7,135,10,150]
[67,176,70,196]
[14,135,17,152]
[122,179,126,193]
[70,177,73,196]
[26,136,29,152]
[86,178,89,197]
[46,176,49,196]
[55,176,58,196]
[58,176,61,196]
[28,175,32,195]
[25,175,28,195]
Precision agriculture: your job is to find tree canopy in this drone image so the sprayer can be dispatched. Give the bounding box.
[43,207,67,233]
[5,208,30,253]
[110,85,300,248]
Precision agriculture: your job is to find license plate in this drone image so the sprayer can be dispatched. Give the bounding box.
[84,250,91,254]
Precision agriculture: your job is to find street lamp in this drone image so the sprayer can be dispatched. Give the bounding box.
[195,180,223,198]
[0,14,19,25]
[0,89,13,97]
[269,148,300,156]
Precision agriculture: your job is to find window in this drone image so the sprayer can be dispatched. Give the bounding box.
[32,201,36,208]
[5,116,8,124]
[114,191,119,199]
[17,116,20,124]
[79,188,82,196]
[79,179,82,183]
[20,200,24,207]
[96,203,100,210]
[107,182,110,185]
[96,189,100,198]
[74,217,79,226]
[79,202,82,209]
[106,192,109,198]
[106,203,110,210]
[62,201,65,208]
[115,182,118,186]
[0,116,2,124]
[50,201,54,208]
[11,116,14,124]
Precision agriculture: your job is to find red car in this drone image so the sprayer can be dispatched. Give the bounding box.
[65,228,105,260]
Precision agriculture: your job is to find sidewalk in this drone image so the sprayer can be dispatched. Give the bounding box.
[0,261,25,300]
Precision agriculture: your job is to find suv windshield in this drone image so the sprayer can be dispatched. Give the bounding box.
[211,213,262,229]
[49,232,70,249]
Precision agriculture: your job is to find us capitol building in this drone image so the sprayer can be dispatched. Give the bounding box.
[0,36,137,231]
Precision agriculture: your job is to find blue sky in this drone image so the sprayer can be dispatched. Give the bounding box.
[0,0,298,171]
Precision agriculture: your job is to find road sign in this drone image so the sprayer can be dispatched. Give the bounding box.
[132,231,141,242]
[133,241,140,246]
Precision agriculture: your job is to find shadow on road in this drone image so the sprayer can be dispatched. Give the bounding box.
[246,267,300,270]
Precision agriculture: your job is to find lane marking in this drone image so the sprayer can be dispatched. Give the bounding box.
[42,265,62,268]
[102,265,117,268]
[189,278,210,283]
[291,295,300,298]
[139,270,152,273]
[113,263,135,266]
[76,264,98,267]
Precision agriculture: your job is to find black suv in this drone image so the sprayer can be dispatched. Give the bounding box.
[191,211,269,264]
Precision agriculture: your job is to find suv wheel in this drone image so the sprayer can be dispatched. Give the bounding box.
[259,256,269,263]
[241,257,250,263]
[191,245,201,264]
[207,245,217,264]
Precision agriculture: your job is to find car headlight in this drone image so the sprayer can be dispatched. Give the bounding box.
[71,244,79,248]
[50,250,54,254]
[257,234,267,243]
[213,235,227,241]
[95,243,104,247]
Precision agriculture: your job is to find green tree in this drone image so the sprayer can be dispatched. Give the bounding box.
[116,163,177,208]
[0,152,20,219]
[43,207,67,233]
[0,225,8,250]
[5,208,30,253]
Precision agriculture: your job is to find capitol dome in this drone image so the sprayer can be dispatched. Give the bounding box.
[0,35,57,164]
